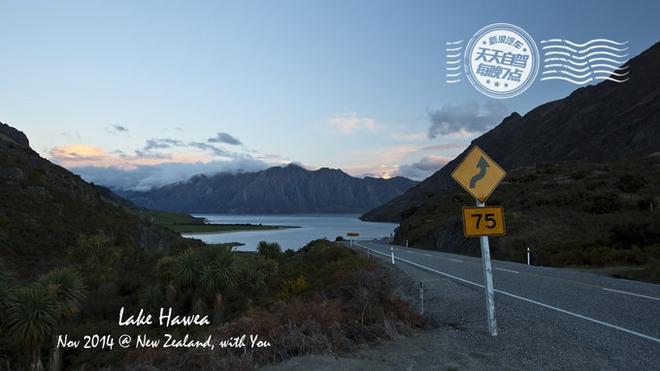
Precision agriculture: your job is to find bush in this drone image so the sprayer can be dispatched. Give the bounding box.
[257,241,283,260]
[585,192,621,214]
[616,174,646,192]
[280,275,309,299]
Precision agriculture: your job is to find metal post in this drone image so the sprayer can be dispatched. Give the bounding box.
[477,200,497,336]
[391,246,395,264]
[527,247,530,266]
[405,240,409,248]
[419,281,424,315]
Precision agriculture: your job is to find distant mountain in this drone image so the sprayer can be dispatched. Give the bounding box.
[121,165,418,214]
[0,122,196,278]
[359,42,660,279]
[363,41,660,223]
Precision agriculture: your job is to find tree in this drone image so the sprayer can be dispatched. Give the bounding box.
[257,241,282,260]
[5,285,57,371]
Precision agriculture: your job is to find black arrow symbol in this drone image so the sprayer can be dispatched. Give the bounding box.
[469,156,489,188]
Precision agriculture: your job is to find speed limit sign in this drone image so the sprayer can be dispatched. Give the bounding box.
[462,205,506,237]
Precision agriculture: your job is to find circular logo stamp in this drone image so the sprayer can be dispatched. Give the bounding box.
[464,23,539,99]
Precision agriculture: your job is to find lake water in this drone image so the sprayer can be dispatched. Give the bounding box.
[182,214,398,251]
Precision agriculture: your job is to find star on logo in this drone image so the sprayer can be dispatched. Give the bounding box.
[494,81,500,87]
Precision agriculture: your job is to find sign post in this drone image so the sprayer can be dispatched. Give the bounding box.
[451,145,506,337]
[347,232,359,247]
[476,200,497,336]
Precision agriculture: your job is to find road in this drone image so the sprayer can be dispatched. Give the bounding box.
[352,239,660,369]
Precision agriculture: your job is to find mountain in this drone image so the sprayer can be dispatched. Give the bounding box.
[360,42,660,279]
[121,165,418,214]
[0,122,197,278]
[363,41,660,223]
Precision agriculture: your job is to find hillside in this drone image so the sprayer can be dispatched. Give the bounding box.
[360,42,660,280]
[363,41,660,223]
[121,164,417,214]
[0,122,198,278]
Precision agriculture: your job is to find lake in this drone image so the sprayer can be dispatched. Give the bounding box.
[182,214,398,251]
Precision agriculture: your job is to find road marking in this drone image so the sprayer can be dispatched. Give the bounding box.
[602,287,660,302]
[495,267,519,274]
[450,258,464,263]
[355,242,660,345]
[423,253,433,257]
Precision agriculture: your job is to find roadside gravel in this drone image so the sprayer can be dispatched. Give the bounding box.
[263,250,654,370]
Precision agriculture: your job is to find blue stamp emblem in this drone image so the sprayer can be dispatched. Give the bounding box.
[464,23,539,99]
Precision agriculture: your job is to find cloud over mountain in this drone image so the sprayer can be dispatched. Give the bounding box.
[428,101,508,137]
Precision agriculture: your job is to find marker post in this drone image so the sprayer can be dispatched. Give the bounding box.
[527,247,531,266]
[477,200,497,336]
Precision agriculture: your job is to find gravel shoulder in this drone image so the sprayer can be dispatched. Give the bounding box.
[262,249,658,370]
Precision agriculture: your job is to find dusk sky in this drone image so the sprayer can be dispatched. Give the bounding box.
[2,0,658,189]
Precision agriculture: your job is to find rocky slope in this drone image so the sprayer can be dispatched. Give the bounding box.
[0,122,197,278]
[121,164,418,214]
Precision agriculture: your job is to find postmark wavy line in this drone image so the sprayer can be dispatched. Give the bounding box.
[544,50,629,60]
[542,69,628,79]
[540,39,628,48]
[540,75,628,84]
[542,44,628,54]
[543,57,627,67]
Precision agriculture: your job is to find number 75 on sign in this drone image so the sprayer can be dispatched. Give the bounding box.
[462,206,506,237]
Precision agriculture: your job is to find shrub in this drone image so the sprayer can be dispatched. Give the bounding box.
[616,174,646,193]
[257,241,283,260]
[585,192,621,214]
[280,275,309,299]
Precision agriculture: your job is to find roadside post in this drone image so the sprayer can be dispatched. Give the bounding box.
[451,145,507,337]
[391,246,395,264]
[527,247,531,265]
[419,281,424,315]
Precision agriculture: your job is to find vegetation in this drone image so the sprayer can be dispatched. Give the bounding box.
[143,209,290,234]
[395,159,660,283]
[124,239,421,369]
[0,239,420,370]
[0,265,87,370]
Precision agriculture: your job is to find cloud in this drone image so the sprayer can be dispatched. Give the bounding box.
[143,138,185,151]
[106,125,129,135]
[418,143,466,152]
[391,132,427,142]
[428,101,507,138]
[72,158,269,191]
[208,132,242,145]
[395,155,452,180]
[188,142,229,157]
[328,113,381,134]
[50,144,107,162]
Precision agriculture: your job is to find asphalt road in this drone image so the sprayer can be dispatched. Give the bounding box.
[353,239,660,369]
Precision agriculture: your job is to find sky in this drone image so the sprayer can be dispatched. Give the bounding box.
[1,0,659,190]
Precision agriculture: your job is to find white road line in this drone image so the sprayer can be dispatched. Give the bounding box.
[495,267,519,274]
[355,243,660,345]
[423,253,433,257]
[450,258,464,263]
[602,287,660,302]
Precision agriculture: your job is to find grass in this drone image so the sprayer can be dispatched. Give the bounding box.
[142,209,293,234]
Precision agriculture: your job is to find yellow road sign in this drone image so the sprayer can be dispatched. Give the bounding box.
[451,145,506,202]
[462,206,506,237]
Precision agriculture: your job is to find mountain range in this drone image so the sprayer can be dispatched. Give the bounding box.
[121,165,418,214]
